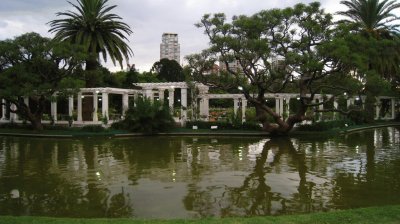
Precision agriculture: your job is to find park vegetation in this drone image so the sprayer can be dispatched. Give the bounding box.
[186,1,400,135]
[0,0,399,132]
[111,97,174,134]
[0,33,86,130]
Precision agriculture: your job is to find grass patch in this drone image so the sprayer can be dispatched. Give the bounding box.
[0,205,399,224]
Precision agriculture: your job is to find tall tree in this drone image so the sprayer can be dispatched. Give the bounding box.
[187,3,356,135]
[151,58,185,82]
[338,0,400,121]
[0,33,85,130]
[48,0,133,87]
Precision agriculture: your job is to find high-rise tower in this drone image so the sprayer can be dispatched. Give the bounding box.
[160,33,180,62]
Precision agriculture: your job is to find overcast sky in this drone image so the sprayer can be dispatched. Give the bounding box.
[0,0,396,72]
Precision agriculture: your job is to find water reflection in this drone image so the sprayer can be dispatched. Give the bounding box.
[0,128,399,218]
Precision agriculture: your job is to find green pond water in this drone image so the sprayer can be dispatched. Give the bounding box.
[0,127,399,219]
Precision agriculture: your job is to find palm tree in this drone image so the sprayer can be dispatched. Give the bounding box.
[338,0,400,122]
[338,0,400,36]
[49,0,133,74]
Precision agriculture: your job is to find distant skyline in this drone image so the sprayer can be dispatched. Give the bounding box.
[1,0,398,72]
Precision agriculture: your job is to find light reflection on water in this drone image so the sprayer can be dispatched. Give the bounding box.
[0,127,399,218]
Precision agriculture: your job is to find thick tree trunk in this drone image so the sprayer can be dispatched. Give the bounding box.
[29,117,44,131]
[85,58,99,87]
[251,98,309,135]
[13,96,45,131]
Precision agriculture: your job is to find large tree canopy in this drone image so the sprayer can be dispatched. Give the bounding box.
[187,2,362,135]
[48,0,133,78]
[151,58,185,82]
[0,33,85,130]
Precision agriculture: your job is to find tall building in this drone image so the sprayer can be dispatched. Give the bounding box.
[160,33,180,62]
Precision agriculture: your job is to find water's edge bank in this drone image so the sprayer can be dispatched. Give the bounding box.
[0,122,399,138]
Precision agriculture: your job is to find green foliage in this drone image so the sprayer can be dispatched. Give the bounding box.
[347,105,370,124]
[338,0,400,90]
[186,2,356,133]
[0,32,85,130]
[186,121,262,131]
[0,33,85,97]
[112,97,174,133]
[151,58,185,82]
[81,125,106,132]
[122,70,139,87]
[297,120,355,132]
[136,72,161,83]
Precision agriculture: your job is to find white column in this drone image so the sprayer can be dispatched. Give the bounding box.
[286,98,291,117]
[68,96,74,117]
[158,89,165,102]
[318,98,324,121]
[168,89,175,109]
[241,98,247,123]
[199,97,209,121]
[77,92,83,122]
[24,97,29,107]
[144,88,153,101]
[51,100,57,122]
[347,98,354,108]
[275,97,280,114]
[318,98,324,111]
[279,97,284,117]
[233,98,239,115]
[375,97,381,120]
[361,96,366,109]
[102,92,109,120]
[10,103,17,121]
[181,88,188,123]
[122,93,129,116]
[1,99,6,120]
[133,93,139,107]
[92,91,98,122]
[333,100,338,119]
[391,98,396,119]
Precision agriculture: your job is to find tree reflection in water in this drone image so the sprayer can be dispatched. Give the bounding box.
[183,137,314,217]
[0,128,399,218]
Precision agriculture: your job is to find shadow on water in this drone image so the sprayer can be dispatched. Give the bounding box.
[0,128,399,218]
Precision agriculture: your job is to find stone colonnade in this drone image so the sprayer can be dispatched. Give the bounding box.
[0,82,398,125]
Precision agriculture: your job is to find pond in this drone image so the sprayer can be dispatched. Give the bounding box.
[0,127,399,219]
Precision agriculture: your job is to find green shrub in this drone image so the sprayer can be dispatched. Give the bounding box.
[347,105,369,125]
[81,125,106,132]
[186,121,262,131]
[112,97,174,134]
[0,123,30,129]
[296,120,355,132]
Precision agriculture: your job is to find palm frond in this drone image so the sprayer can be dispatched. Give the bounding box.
[48,0,133,69]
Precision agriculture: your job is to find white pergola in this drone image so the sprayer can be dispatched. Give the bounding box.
[0,82,398,126]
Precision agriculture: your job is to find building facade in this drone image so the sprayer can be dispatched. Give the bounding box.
[160,33,180,62]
